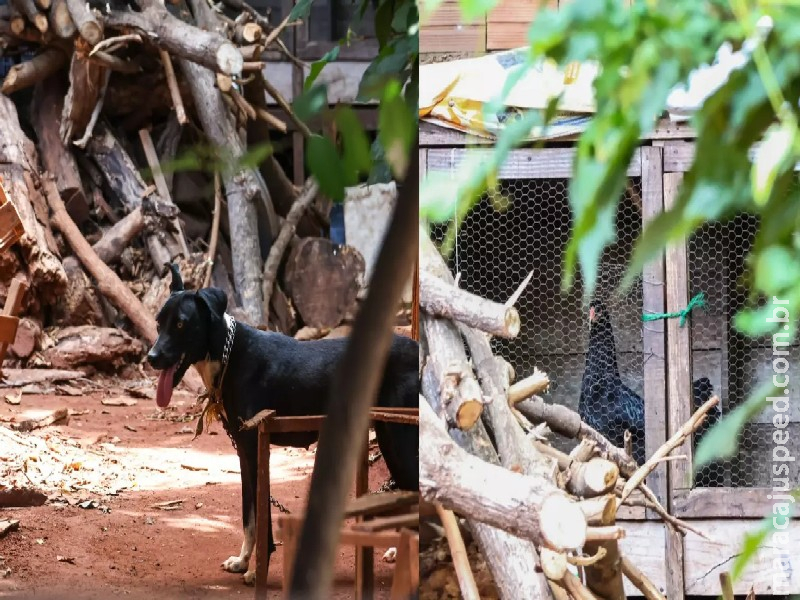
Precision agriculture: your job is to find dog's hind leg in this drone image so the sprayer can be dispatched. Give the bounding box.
[222,452,256,574]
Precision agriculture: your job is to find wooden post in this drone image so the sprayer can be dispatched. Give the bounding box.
[355,430,373,600]
[663,170,688,599]
[280,517,299,598]
[0,278,27,370]
[389,528,413,600]
[255,418,273,600]
[641,146,668,512]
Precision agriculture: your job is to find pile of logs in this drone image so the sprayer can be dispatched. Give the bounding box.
[418,226,720,599]
[0,0,379,374]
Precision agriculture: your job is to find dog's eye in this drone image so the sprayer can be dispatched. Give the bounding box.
[177,321,184,329]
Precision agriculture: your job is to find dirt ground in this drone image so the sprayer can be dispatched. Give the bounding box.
[0,373,397,599]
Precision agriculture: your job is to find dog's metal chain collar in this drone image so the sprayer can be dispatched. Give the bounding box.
[220,313,236,374]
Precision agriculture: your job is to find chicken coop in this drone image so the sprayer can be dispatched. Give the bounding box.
[421,125,800,598]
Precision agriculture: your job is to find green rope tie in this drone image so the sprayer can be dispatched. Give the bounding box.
[642,292,707,327]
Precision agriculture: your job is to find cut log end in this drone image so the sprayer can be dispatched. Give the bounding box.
[10,17,26,34]
[78,21,102,46]
[33,13,48,33]
[539,548,568,581]
[455,399,483,430]
[539,494,587,551]
[504,307,520,338]
[241,22,262,43]
[581,459,620,496]
[216,43,243,75]
[577,495,617,526]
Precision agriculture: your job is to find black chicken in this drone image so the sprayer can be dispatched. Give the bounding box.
[579,300,646,465]
[692,377,721,487]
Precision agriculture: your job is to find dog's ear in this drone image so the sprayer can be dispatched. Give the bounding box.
[195,288,228,322]
[168,263,184,293]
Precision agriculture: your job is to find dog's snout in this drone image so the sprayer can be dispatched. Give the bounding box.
[147,348,161,368]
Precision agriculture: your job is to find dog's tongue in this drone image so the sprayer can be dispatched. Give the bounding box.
[156,365,178,408]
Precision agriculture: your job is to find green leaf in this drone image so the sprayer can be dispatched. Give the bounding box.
[335,106,372,185]
[752,120,796,207]
[419,170,462,223]
[374,0,395,47]
[459,0,499,23]
[288,0,314,23]
[292,84,328,122]
[305,46,340,91]
[358,35,417,101]
[693,380,777,470]
[378,80,415,179]
[306,134,346,202]
[754,245,800,295]
[731,519,772,581]
[391,1,416,33]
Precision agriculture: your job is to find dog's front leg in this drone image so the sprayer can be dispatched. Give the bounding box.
[222,452,255,574]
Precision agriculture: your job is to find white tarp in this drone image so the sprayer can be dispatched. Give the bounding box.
[420,42,757,139]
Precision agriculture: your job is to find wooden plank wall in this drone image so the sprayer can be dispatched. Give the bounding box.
[420,0,631,53]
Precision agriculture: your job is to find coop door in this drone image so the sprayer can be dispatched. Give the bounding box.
[427,147,665,518]
[664,164,800,520]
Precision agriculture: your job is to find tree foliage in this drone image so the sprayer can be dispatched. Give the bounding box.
[290,0,419,200]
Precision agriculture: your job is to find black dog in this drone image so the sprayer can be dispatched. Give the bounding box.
[147,265,419,583]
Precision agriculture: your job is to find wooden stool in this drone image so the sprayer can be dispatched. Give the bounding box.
[242,406,419,600]
[278,491,420,600]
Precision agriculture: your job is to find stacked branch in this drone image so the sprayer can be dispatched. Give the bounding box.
[0,0,397,379]
[418,227,712,600]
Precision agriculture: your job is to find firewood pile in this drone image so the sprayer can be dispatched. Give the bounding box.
[0,0,390,376]
[418,227,720,600]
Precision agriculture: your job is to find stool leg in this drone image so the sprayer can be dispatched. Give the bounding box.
[355,431,373,600]
[390,529,412,600]
[255,426,271,600]
[282,519,298,600]
[407,530,419,592]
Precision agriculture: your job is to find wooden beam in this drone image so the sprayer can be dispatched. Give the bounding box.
[663,170,688,600]
[672,487,800,519]
[640,145,668,513]
[427,147,642,179]
[419,119,698,147]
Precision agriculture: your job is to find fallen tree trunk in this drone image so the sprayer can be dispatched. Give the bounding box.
[515,395,639,478]
[42,325,144,368]
[60,53,107,143]
[421,359,553,599]
[43,176,204,393]
[419,396,587,551]
[422,315,483,430]
[2,47,66,95]
[419,270,520,339]
[58,207,145,325]
[85,123,174,272]
[48,0,76,39]
[65,0,101,44]
[103,2,243,75]
[31,75,90,225]
[179,57,264,322]
[0,95,67,304]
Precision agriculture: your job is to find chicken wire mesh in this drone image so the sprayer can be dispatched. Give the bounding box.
[688,215,800,488]
[431,178,647,460]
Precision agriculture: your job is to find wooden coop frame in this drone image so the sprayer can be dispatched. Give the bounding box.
[420,122,800,598]
[244,405,420,600]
